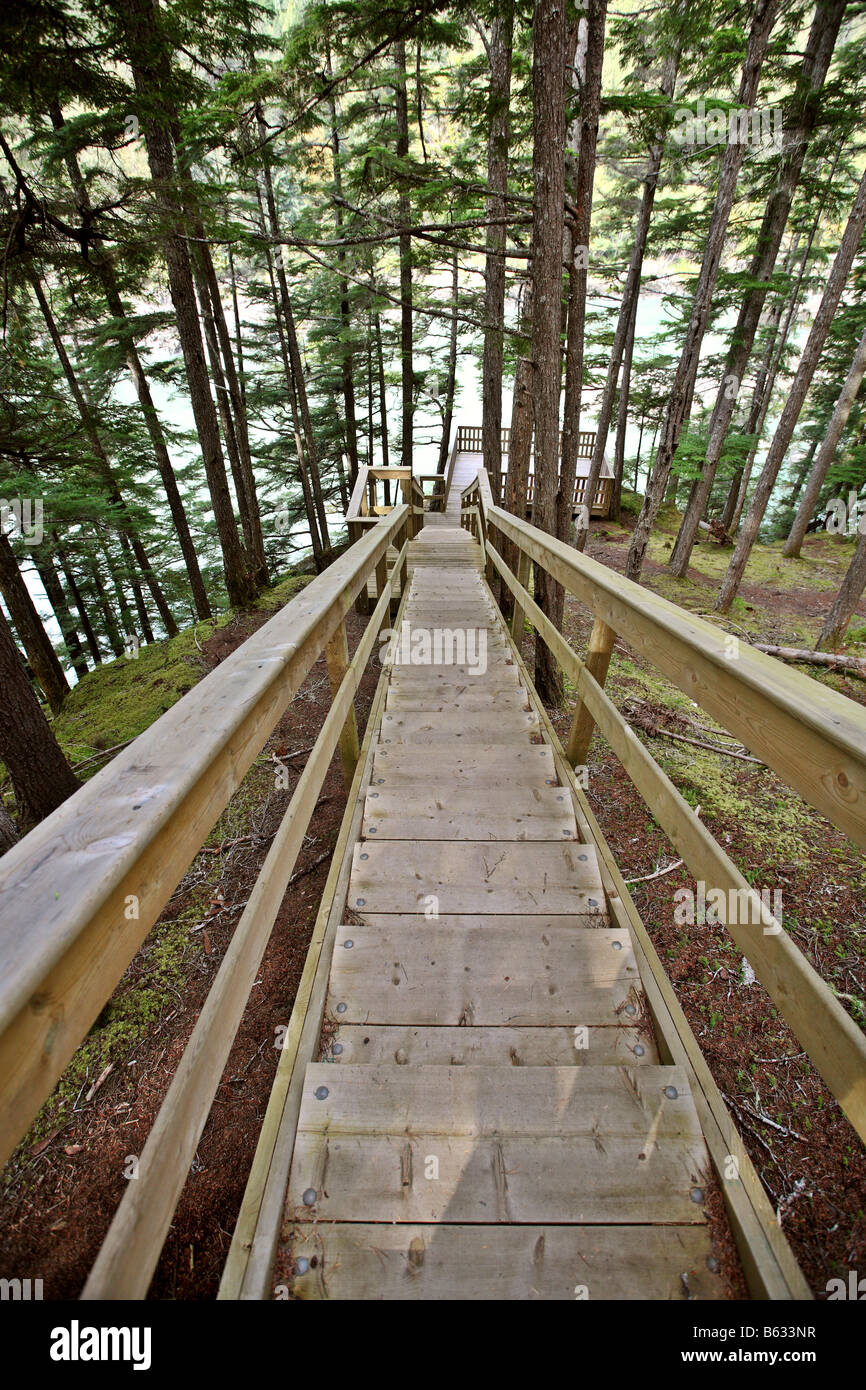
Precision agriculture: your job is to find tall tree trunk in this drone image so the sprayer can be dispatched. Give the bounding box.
[437,251,460,474]
[394,38,414,469]
[625,0,780,582]
[0,801,17,854]
[375,311,390,470]
[0,605,79,830]
[585,45,680,531]
[722,220,822,532]
[0,533,69,711]
[816,529,866,650]
[561,0,607,550]
[612,290,639,521]
[784,326,866,556]
[481,1,514,505]
[57,542,104,663]
[717,166,866,611]
[253,183,325,570]
[34,547,89,679]
[193,265,253,560]
[116,0,252,608]
[529,0,568,704]
[366,316,376,468]
[255,112,331,555]
[668,0,846,575]
[89,550,126,657]
[193,235,269,587]
[29,272,178,638]
[328,75,359,490]
[51,101,212,620]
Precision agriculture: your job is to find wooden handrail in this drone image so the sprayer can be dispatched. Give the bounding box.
[0,506,410,1169]
[81,530,407,1299]
[463,466,866,1145]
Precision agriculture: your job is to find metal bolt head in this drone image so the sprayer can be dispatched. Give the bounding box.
[344,939,354,949]
[664,1085,678,1100]
[633,1044,645,1057]
[336,1002,347,1014]
[332,1043,343,1055]
[612,941,622,951]
[302,1189,317,1207]
[356,898,366,906]
[315,1085,329,1100]
[690,1187,704,1205]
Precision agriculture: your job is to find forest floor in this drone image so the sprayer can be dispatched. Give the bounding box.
[1,512,865,1299]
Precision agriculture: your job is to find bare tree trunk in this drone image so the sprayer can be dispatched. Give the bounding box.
[51,101,212,620]
[57,542,104,663]
[115,0,252,608]
[560,0,606,550]
[0,605,79,830]
[375,310,390,470]
[816,530,866,650]
[29,273,179,637]
[481,0,514,505]
[34,547,89,679]
[612,290,639,522]
[394,38,414,470]
[255,115,331,556]
[0,801,17,854]
[668,0,846,574]
[585,46,680,531]
[784,326,866,556]
[625,0,780,582]
[529,0,568,704]
[437,251,460,474]
[327,73,359,491]
[0,533,69,711]
[717,166,866,611]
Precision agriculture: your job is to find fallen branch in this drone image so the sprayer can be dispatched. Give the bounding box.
[753,644,866,680]
[71,738,135,771]
[647,726,765,765]
[625,857,684,885]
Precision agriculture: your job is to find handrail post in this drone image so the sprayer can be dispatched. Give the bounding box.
[325,618,361,790]
[509,548,531,648]
[566,617,617,766]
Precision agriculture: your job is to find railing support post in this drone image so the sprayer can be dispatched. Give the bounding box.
[566,617,617,766]
[325,618,361,790]
[509,548,531,648]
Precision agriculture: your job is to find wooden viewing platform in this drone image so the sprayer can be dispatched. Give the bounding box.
[1,427,865,1300]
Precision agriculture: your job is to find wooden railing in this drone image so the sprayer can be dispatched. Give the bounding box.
[0,506,410,1297]
[345,464,424,536]
[457,424,597,458]
[461,465,866,1158]
[517,471,612,516]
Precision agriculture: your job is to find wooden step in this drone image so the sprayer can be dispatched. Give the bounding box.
[347,841,605,914]
[379,709,540,743]
[327,922,634,1025]
[285,1223,723,1300]
[363,785,573,838]
[371,744,557,788]
[321,1023,657,1065]
[386,660,517,685]
[384,687,531,711]
[287,1064,709,1225]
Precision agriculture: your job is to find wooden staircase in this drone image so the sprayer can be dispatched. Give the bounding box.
[281,522,724,1299]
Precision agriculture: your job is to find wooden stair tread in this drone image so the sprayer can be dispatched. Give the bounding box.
[327,922,633,1025]
[363,785,574,838]
[321,1023,657,1066]
[286,1223,723,1300]
[348,840,605,914]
